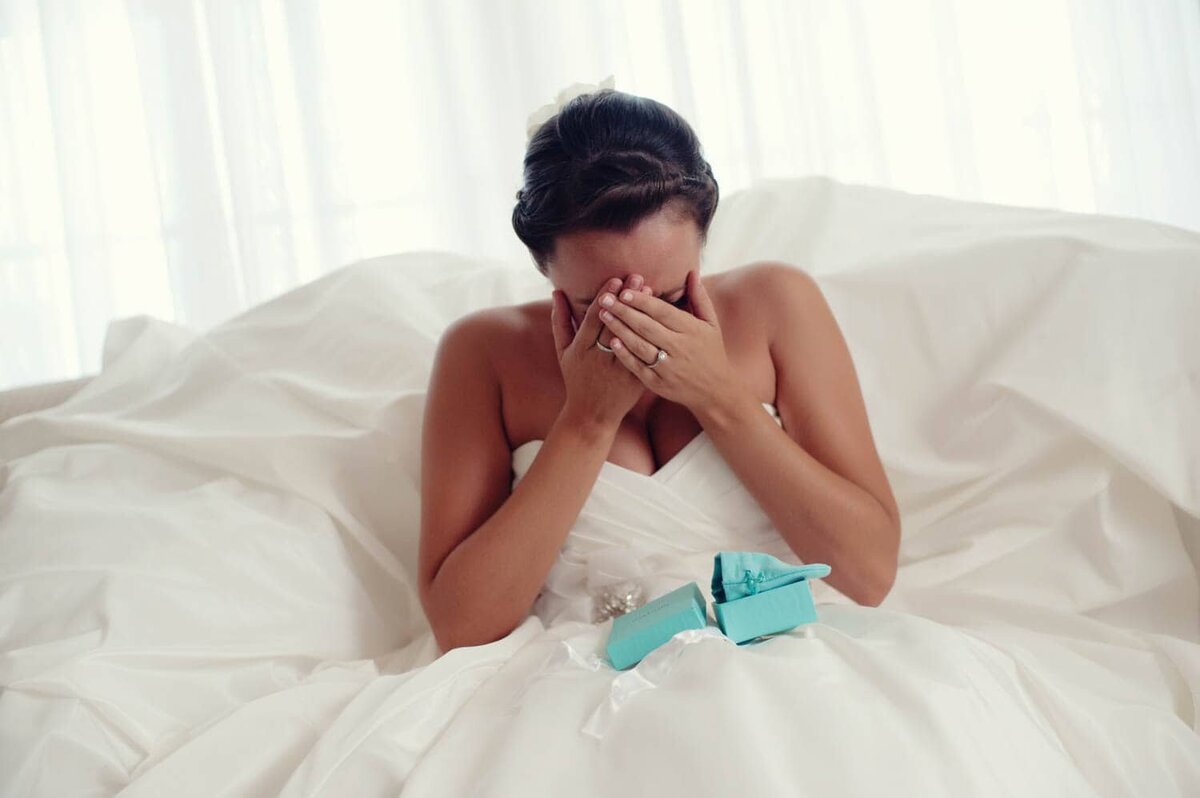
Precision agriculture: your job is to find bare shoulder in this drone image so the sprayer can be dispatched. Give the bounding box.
[438,303,525,348]
[434,300,560,432]
[708,261,822,332]
[435,301,550,366]
[717,260,817,296]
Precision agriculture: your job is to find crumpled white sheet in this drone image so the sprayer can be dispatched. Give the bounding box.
[0,176,1198,796]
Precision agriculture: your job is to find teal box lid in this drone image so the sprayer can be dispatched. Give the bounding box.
[606,582,707,670]
[712,579,819,644]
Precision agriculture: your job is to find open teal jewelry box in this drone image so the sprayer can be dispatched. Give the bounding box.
[605,552,832,670]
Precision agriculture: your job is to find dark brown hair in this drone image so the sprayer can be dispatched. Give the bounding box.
[512,88,719,276]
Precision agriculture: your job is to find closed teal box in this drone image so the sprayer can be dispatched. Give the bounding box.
[606,582,707,670]
[712,579,818,644]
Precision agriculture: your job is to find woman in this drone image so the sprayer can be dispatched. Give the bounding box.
[398,89,1142,798]
[419,87,899,652]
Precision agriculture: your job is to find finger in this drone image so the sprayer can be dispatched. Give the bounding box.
[613,287,684,336]
[595,275,635,350]
[599,307,660,363]
[598,276,640,349]
[577,277,621,347]
[597,273,638,348]
[610,337,659,383]
[687,270,719,325]
[628,274,643,291]
[550,290,574,358]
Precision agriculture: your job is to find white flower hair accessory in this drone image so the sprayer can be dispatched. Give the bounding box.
[525,74,617,143]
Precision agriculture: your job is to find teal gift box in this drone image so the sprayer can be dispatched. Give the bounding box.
[606,582,708,670]
[710,552,832,644]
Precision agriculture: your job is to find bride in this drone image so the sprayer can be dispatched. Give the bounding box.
[419,86,901,651]
[387,86,1185,798]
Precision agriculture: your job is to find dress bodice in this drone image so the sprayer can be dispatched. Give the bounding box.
[511,403,822,626]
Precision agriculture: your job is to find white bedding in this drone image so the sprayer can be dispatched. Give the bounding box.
[1,176,1198,795]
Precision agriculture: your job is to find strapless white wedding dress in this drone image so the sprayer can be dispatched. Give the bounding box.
[513,402,844,626]
[387,402,1156,797]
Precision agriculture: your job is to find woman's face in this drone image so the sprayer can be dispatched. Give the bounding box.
[547,208,702,335]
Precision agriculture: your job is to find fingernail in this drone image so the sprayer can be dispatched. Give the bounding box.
[630,275,643,289]
[600,294,614,307]
[620,290,633,302]
[600,309,612,321]
[611,338,622,349]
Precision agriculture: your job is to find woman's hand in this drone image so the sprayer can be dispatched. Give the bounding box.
[598,270,741,416]
[551,276,646,429]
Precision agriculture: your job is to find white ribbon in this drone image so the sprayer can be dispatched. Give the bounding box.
[525,74,617,143]
[581,626,735,739]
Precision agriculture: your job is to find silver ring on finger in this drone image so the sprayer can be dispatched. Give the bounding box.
[646,348,668,369]
[596,340,615,353]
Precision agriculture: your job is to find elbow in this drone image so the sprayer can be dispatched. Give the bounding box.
[430,623,470,656]
[425,606,477,655]
[420,576,465,654]
[420,576,520,654]
[854,564,895,608]
[861,563,896,607]
[863,515,900,607]
[430,617,517,655]
[425,609,460,654]
[419,563,470,653]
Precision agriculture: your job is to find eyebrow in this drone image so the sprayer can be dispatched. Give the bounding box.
[572,284,685,303]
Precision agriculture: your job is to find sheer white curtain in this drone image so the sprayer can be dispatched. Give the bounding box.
[2,0,1198,390]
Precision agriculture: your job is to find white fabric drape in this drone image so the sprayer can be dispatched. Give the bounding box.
[2,0,1198,390]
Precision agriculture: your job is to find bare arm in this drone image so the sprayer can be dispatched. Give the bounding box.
[418,327,613,650]
[598,263,899,606]
[418,279,644,651]
[696,265,900,605]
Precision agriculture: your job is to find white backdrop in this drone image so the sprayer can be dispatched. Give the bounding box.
[2,0,1198,390]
